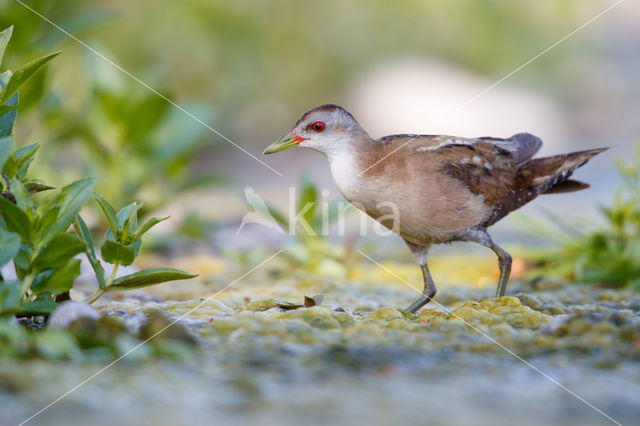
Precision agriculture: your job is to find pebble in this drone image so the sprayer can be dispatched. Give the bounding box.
[48,301,100,328]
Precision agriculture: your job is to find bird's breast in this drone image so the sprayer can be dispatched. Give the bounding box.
[328,149,491,243]
[328,151,363,201]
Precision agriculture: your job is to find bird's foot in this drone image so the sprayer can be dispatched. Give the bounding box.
[404,297,431,314]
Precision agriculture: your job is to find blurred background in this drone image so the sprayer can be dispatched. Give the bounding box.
[2,2,640,425]
[1,0,639,253]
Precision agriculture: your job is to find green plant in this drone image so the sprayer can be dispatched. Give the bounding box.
[0,309,195,361]
[233,174,351,273]
[0,26,196,319]
[262,173,347,240]
[521,146,640,288]
[43,54,226,215]
[0,5,226,215]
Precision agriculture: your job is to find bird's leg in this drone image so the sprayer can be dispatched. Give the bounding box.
[404,243,436,314]
[405,262,437,313]
[490,242,512,297]
[457,228,512,298]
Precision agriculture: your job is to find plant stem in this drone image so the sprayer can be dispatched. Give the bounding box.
[86,263,119,305]
[19,273,35,298]
[86,288,105,304]
[106,262,119,286]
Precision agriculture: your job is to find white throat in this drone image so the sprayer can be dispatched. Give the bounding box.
[326,147,361,200]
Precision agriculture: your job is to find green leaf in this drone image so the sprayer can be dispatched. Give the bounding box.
[149,103,212,165]
[56,178,96,222]
[0,228,20,266]
[298,173,317,228]
[131,238,142,259]
[0,92,18,138]
[13,245,31,272]
[15,143,39,179]
[0,104,17,117]
[116,202,142,229]
[74,215,106,288]
[0,196,31,243]
[41,178,95,245]
[33,233,85,270]
[0,26,13,67]
[24,180,56,194]
[108,268,197,291]
[0,69,10,92]
[108,202,143,244]
[32,258,81,295]
[43,11,114,49]
[10,178,30,211]
[136,216,169,239]
[93,192,118,235]
[100,240,135,266]
[123,90,171,142]
[34,205,60,237]
[19,299,58,315]
[0,135,13,172]
[0,281,21,313]
[0,51,61,105]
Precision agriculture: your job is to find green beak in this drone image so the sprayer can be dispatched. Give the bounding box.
[263,132,304,154]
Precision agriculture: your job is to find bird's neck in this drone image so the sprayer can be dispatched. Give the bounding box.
[323,133,377,200]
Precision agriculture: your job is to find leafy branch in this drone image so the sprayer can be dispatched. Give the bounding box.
[0,25,196,318]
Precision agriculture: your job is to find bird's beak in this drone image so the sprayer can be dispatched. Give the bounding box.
[263,132,306,154]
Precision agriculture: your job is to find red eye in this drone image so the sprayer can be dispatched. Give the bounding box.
[311,121,325,132]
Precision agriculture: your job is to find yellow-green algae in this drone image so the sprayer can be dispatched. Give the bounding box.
[96,280,640,363]
[3,257,640,426]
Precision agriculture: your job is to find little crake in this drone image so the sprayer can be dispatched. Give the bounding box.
[264,104,606,313]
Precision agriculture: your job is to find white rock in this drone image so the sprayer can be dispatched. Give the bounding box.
[48,301,100,328]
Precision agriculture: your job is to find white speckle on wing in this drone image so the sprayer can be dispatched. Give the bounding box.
[415,138,476,152]
[460,158,470,164]
[472,156,482,164]
[484,162,493,170]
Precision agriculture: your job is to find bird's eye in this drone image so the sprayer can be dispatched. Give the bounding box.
[311,121,325,132]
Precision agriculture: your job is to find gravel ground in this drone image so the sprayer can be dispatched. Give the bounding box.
[1,258,639,426]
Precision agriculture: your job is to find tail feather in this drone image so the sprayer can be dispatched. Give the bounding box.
[543,179,590,194]
[518,147,607,194]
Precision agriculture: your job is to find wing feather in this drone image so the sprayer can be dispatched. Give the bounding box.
[394,133,544,225]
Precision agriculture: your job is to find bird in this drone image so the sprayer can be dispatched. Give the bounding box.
[236,186,284,235]
[263,104,606,313]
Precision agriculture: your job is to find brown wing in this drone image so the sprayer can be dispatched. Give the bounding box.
[477,133,542,166]
[426,133,543,226]
[434,137,605,227]
[376,133,542,210]
[370,133,602,229]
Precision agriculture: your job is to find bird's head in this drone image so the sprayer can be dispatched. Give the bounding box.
[263,104,367,156]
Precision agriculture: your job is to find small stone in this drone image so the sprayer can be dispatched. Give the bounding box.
[48,301,100,329]
[120,311,148,334]
[139,310,197,345]
[532,277,567,291]
[539,314,571,334]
